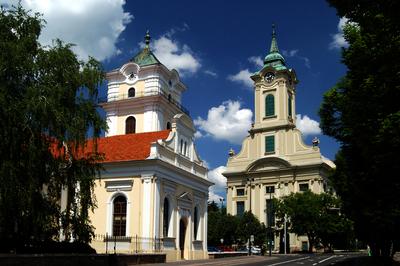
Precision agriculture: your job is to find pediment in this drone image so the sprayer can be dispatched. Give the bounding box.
[178,192,192,202]
[247,157,291,172]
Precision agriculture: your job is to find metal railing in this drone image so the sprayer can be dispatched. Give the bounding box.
[99,89,190,116]
[93,234,164,254]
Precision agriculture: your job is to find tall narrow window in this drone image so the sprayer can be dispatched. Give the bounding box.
[163,198,170,237]
[266,199,275,227]
[180,139,184,154]
[236,201,245,216]
[288,94,292,117]
[265,94,275,117]
[166,122,171,130]
[193,206,199,240]
[128,87,135,98]
[265,135,275,153]
[125,116,136,134]
[113,196,127,236]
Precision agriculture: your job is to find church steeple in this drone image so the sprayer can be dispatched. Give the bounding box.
[144,30,151,50]
[263,24,286,70]
[131,31,161,67]
[269,24,279,53]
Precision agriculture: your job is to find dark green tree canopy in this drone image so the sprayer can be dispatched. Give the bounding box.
[274,191,352,253]
[320,0,400,256]
[0,5,106,252]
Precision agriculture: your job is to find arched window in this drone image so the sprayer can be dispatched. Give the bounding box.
[193,206,199,240]
[128,87,135,98]
[125,116,136,134]
[288,94,292,117]
[163,198,170,237]
[113,195,127,236]
[166,122,171,130]
[265,94,275,117]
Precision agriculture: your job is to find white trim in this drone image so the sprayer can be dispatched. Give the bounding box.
[153,178,161,238]
[141,174,153,238]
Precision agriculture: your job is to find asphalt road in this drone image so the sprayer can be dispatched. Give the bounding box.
[141,253,365,266]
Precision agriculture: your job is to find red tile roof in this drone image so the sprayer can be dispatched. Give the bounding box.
[83,130,171,163]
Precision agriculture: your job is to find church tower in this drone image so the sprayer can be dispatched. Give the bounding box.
[223,26,335,253]
[251,25,298,157]
[102,31,188,136]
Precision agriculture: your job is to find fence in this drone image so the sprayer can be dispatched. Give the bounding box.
[92,234,164,254]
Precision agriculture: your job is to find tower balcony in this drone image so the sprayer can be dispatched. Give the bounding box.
[99,89,190,116]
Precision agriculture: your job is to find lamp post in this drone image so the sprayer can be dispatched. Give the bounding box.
[266,186,274,257]
[219,198,225,209]
[246,177,254,212]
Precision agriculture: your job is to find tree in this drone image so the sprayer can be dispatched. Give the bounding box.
[320,0,400,256]
[274,191,352,253]
[0,5,106,252]
[207,202,239,246]
[235,211,267,249]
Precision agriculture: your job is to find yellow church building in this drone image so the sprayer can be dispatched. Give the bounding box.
[79,32,212,261]
[223,27,335,253]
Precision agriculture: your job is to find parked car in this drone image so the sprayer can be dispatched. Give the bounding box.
[251,246,261,255]
[219,246,234,252]
[207,246,221,252]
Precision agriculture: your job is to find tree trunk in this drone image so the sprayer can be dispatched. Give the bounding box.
[307,234,314,253]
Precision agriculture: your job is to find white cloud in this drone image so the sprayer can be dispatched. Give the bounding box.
[13,0,133,61]
[207,166,227,203]
[151,35,201,75]
[194,100,253,145]
[204,70,217,77]
[194,131,203,139]
[282,49,299,57]
[282,49,310,68]
[227,69,253,89]
[330,17,349,49]
[296,114,321,136]
[248,56,263,68]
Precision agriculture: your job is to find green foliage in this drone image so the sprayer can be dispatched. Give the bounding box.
[320,0,400,256]
[0,5,106,251]
[207,202,267,249]
[207,202,239,246]
[274,191,353,252]
[235,211,267,248]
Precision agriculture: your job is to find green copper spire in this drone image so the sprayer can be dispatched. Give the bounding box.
[263,24,287,70]
[131,30,161,66]
[270,23,279,53]
[144,30,151,49]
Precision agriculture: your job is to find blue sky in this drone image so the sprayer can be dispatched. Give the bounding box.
[4,0,347,201]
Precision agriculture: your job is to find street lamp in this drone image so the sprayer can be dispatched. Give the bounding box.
[266,185,275,257]
[246,177,254,212]
[219,198,225,209]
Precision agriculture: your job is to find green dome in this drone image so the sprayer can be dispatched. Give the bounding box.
[262,24,287,71]
[264,52,285,64]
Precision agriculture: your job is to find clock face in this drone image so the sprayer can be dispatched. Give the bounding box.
[265,72,275,83]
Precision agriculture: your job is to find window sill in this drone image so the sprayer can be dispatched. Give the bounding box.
[264,151,275,155]
[263,115,277,120]
[162,237,176,241]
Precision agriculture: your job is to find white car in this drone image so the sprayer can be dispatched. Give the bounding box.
[251,246,261,255]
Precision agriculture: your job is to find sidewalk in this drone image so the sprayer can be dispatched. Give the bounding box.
[140,255,278,266]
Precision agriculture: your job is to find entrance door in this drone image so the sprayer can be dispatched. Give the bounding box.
[179,218,187,259]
